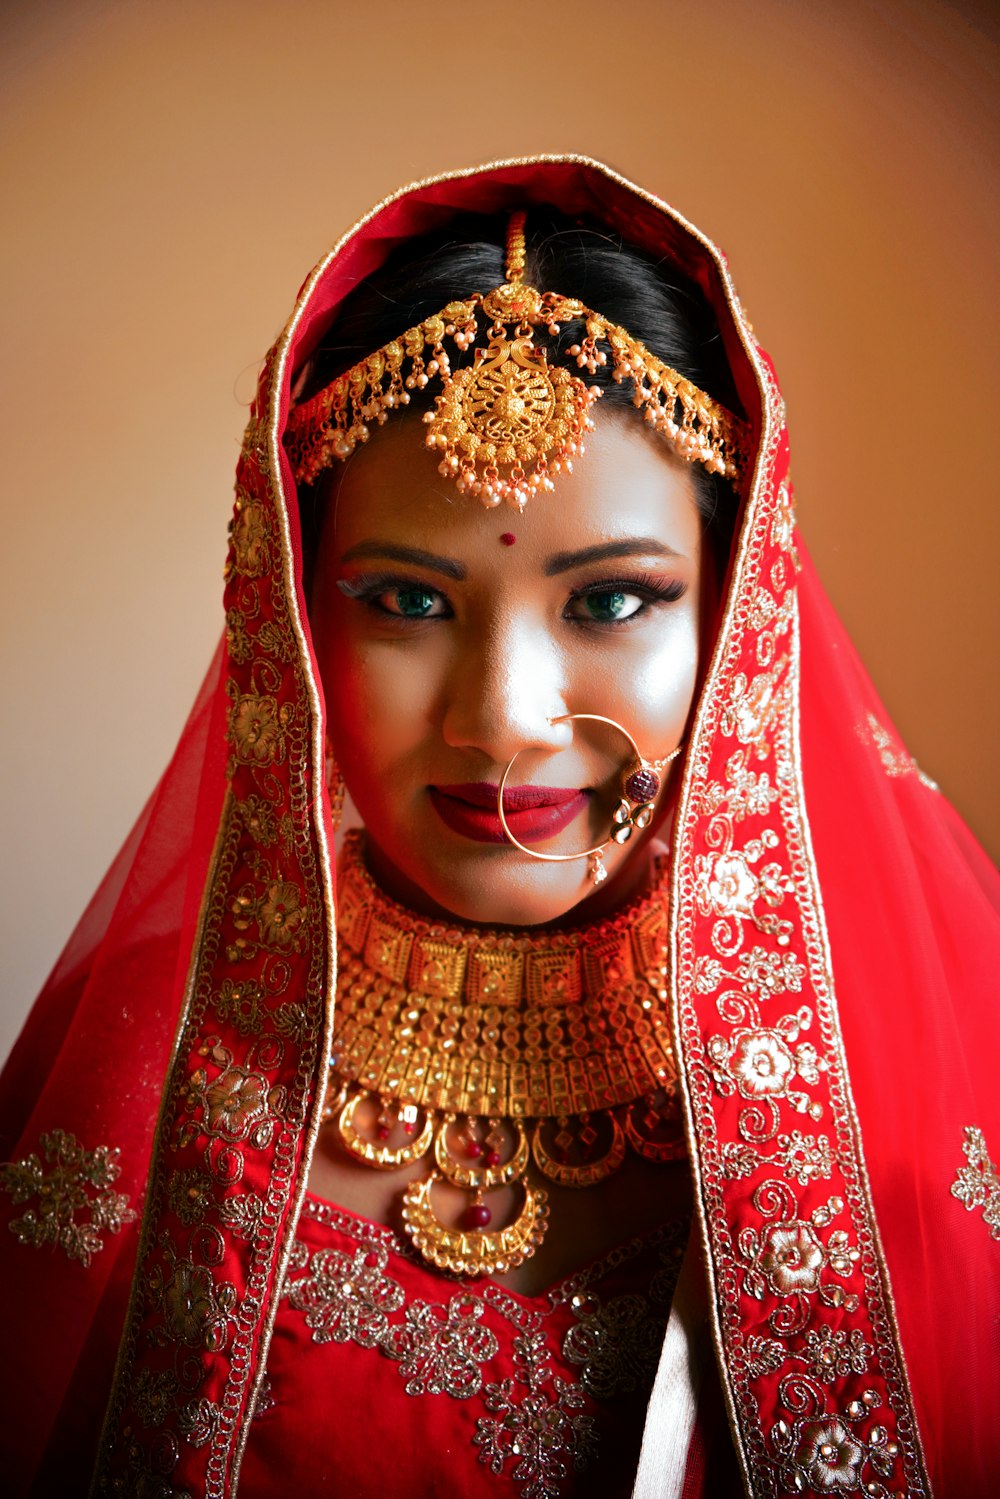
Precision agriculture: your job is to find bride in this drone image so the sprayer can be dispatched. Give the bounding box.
[2,157,996,1498]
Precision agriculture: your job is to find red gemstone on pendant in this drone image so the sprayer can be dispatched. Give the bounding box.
[625,767,660,803]
[484,1149,501,1167]
[466,1140,484,1159]
[465,1203,492,1230]
[376,1125,391,1141]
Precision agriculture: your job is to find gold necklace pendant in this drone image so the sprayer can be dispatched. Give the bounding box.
[338,1093,434,1169]
[532,1112,626,1188]
[323,834,686,1279]
[401,1173,549,1278]
[434,1115,530,1190]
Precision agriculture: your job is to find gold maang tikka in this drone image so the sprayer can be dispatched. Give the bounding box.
[285,213,748,510]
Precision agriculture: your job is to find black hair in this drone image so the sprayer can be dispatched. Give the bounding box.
[297,210,741,575]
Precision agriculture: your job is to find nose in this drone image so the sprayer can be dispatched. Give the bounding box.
[440,614,571,767]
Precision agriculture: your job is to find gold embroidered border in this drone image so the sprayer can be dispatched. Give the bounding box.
[669,346,931,1491]
[93,349,332,1494]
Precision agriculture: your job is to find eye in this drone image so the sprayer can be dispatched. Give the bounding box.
[336,573,452,620]
[572,589,645,623]
[565,575,687,626]
[381,585,446,618]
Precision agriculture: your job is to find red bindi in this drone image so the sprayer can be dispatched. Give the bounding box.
[499,532,516,546]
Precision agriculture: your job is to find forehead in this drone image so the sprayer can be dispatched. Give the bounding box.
[323,411,704,562]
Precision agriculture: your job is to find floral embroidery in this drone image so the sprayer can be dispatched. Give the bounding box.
[0,1129,137,1267]
[133,1368,179,1427]
[240,793,279,846]
[737,947,805,999]
[207,1066,277,1140]
[673,567,926,1492]
[770,478,799,563]
[721,1132,832,1186]
[704,751,779,821]
[282,1206,683,1497]
[178,1398,222,1447]
[720,666,783,748]
[229,494,270,577]
[950,1125,1000,1240]
[474,1332,597,1499]
[229,866,308,958]
[693,825,791,947]
[225,607,254,666]
[745,1334,786,1378]
[731,1028,795,1097]
[696,849,759,920]
[771,1386,899,1494]
[739,1183,860,1332]
[792,1417,864,1489]
[860,711,938,792]
[758,1220,825,1295]
[708,1013,826,1124]
[228,690,291,764]
[561,1291,663,1399]
[218,1190,265,1240]
[257,881,306,950]
[286,1241,405,1347]
[273,1002,311,1046]
[802,1324,874,1383]
[773,1131,834,1186]
[181,1040,287,1150]
[155,1257,236,1351]
[384,1293,499,1397]
[146,1235,238,1352]
[213,978,266,1036]
[168,1169,216,1226]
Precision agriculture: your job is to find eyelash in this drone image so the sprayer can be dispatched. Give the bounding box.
[566,573,687,627]
[337,571,688,625]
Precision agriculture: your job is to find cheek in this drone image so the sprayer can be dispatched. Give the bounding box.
[319,628,437,787]
[591,606,701,755]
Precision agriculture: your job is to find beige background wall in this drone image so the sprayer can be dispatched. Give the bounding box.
[2,0,997,1061]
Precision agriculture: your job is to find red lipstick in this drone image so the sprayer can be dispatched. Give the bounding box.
[428,783,589,844]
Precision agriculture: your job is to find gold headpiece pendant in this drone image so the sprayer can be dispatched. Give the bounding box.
[286,212,748,511]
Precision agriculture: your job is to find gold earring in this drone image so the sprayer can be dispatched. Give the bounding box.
[496,714,682,886]
[324,739,345,833]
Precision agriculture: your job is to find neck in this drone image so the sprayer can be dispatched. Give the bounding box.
[360,818,674,933]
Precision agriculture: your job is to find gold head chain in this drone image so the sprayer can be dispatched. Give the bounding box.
[285,212,749,511]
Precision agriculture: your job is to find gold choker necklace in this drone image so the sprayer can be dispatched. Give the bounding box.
[323,834,685,1278]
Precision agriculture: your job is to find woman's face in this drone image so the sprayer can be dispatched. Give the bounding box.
[310,413,711,927]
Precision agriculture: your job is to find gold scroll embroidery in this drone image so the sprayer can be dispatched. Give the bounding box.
[950,1126,1000,1240]
[0,1128,137,1268]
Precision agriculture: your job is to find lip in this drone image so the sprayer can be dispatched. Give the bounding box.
[428,783,590,845]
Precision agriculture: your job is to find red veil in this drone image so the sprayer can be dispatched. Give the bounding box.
[2,158,997,1498]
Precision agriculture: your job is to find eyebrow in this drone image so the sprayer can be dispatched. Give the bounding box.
[544,538,683,575]
[338,541,467,580]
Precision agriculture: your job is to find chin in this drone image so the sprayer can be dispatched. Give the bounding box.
[433,857,594,929]
[365,833,644,930]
